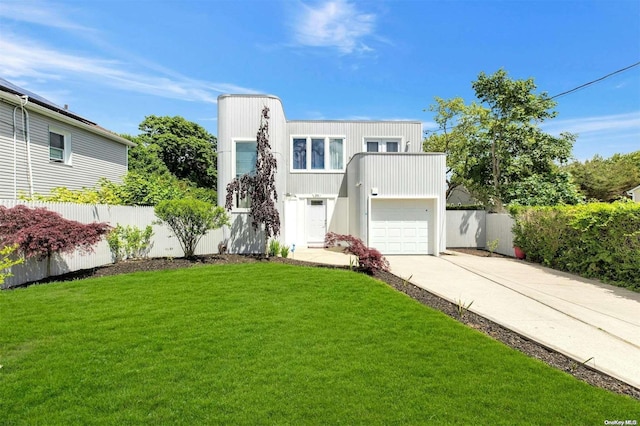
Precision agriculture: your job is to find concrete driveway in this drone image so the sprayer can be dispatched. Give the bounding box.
[294,248,640,389]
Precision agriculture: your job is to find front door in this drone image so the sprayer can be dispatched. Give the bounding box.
[307,199,326,247]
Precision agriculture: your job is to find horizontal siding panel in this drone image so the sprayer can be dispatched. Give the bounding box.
[0,101,128,199]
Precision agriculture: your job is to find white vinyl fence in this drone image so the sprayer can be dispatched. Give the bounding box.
[446,210,515,257]
[0,200,230,288]
[1,200,517,288]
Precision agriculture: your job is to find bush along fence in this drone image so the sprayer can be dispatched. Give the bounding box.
[0,200,227,288]
[511,202,640,291]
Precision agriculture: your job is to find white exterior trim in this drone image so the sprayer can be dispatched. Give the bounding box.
[48,125,72,165]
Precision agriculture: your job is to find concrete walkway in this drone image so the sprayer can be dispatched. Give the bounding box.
[294,248,640,389]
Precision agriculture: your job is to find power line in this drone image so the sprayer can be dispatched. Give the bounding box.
[550,61,640,99]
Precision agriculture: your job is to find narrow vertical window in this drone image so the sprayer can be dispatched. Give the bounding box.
[367,141,379,152]
[329,138,343,170]
[235,141,257,208]
[311,138,324,169]
[236,141,257,177]
[49,131,65,162]
[293,138,307,169]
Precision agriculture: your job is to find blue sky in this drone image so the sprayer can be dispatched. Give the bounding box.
[1,0,638,160]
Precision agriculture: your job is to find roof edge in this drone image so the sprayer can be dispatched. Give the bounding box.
[0,91,135,147]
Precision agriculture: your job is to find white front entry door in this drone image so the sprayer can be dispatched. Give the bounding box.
[307,199,326,246]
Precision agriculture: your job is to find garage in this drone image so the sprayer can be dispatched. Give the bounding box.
[369,198,431,255]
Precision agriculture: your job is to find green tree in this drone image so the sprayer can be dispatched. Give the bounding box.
[154,199,229,258]
[423,97,485,199]
[425,69,582,209]
[135,115,217,189]
[567,151,640,202]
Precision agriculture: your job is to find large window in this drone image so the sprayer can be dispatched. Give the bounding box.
[364,139,401,153]
[49,128,71,164]
[234,140,257,208]
[291,136,344,172]
[235,141,257,178]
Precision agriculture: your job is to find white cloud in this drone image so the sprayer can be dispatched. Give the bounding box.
[543,112,640,135]
[292,0,376,54]
[0,1,258,103]
[0,0,93,32]
[0,34,258,104]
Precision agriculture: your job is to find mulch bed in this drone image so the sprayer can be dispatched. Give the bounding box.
[23,250,640,401]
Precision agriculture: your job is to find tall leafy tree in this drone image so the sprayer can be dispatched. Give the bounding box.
[425,69,581,209]
[423,97,485,199]
[225,107,280,253]
[567,151,640,202]
[134,115,218,189]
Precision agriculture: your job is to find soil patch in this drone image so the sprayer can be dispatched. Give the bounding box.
[23,254,640,400]
[450,248,509,258]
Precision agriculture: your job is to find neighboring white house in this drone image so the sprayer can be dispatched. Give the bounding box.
[627,184,640,203]
[0,78,135,199]
[217,94,446,256]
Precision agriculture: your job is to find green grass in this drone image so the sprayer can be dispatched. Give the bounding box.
[1,263,638,424]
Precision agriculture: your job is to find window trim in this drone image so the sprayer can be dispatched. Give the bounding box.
[231,138,257,211]
[363,137,404,153]
[290,135,346,173]
[49,126,72,165]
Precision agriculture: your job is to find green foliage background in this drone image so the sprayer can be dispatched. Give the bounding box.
[511,202,640,290]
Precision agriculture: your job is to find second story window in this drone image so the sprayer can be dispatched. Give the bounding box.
[49,127,71,164]
[291,136,345,172]
[364,139,401,153]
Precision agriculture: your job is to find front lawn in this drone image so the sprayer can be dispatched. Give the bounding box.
[1,263,637,424]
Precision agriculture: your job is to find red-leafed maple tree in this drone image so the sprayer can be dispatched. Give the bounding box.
[0,205,111,277]
[325,232,390,273]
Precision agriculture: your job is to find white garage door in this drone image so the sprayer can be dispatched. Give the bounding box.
[370,199,430,255]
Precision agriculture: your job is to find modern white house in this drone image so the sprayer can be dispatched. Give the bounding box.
[0,78,134,200]
[217,94,446,256]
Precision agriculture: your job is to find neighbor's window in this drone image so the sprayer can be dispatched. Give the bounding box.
[386,141,399,152]
[235,140,257,208]
[49,129,70,163]
[366,141,379,152]
[291,136,345,171]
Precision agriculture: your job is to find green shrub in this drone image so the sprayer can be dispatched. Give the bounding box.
[280,245,290,258]
[107,225,154,262]
[511,202,640,290]
[268,239,281,257]
[155,199,229,258]
[446,204,485,210]
[0,244,23,286]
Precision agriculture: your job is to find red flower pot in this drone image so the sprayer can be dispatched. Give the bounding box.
[514,246,525,259]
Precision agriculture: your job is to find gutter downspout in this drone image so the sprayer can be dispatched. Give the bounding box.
[12,95,34,198]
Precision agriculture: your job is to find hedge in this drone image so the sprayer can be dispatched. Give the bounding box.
[511,202,640,291]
